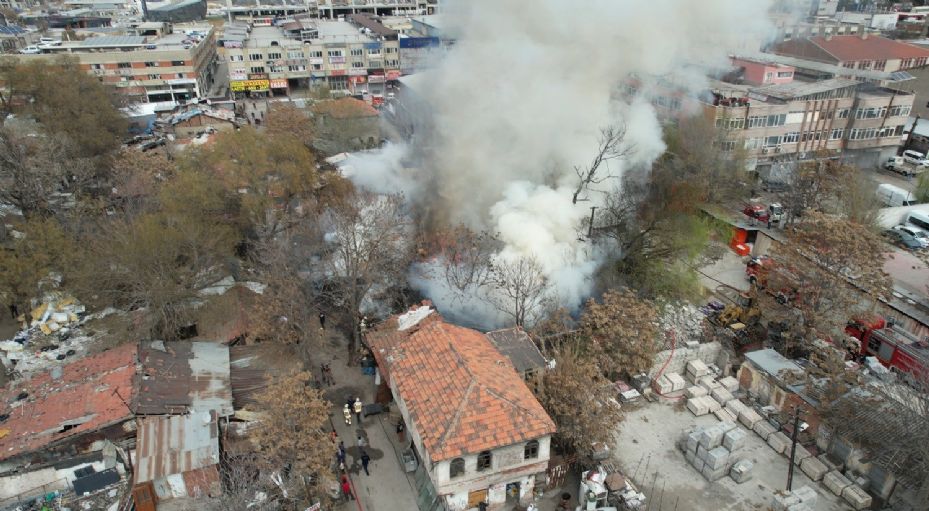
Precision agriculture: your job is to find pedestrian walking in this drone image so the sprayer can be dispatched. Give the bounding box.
[343,404,352,426]
[319,312,326,329]
[356,434,366,448]
[336,447,345,466]
[360,450,371,475]
[396,421,405,442]
[338,441,346,460]
[329,428,338,444]
[341,475,354,501]
[353,397,363,424]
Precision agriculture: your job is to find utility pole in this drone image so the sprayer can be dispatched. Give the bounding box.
[786,406,803,491]
[587,206,597,238]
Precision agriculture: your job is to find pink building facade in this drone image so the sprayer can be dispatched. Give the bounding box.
[730,57,795,86]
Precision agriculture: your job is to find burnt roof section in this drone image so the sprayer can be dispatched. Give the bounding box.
[349,13,397,38]
[485,327,547,374]
[229,344,301,409]
[134,341,233,417]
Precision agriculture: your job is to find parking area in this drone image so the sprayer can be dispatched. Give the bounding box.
[610,402,851,511]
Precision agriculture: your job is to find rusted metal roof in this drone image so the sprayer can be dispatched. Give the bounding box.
[134,342,233,417]
[134,411,219,484]
[228,344,301,409]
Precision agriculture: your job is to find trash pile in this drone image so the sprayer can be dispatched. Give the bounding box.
[658,303,706,348]
[0,294,97,376]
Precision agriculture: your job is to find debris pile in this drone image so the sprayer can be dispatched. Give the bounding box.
[658,303,706,347]
[678,421,751,483]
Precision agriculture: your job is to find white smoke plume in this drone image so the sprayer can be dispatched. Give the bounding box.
[348,0,775,328]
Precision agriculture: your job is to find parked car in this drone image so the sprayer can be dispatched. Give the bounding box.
[18,46,41,54]
[893,224,929,248]
[903,149,929,167]
[883,229,924,250]
[876,183,917,207]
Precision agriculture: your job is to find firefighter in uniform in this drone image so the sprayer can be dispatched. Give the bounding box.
[343,403,352,425]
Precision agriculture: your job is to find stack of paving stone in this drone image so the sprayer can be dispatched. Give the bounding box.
[678,421,750,482]
[685,359,710,383]
[770,486,818,511]
[823,471,872,510]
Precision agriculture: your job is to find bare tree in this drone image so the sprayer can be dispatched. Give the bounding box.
[434,225,498,292]
[320,190,412,355]
[486,255,552,328]
[572,125,630,205]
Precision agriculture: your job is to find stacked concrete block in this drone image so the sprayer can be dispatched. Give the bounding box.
[817,454,842,472]
[771,486,818,511]
[725,398,748,417]
[701,462,728,482]
[680,422,747,483]
[723,427,748,451]
[685,385,707,398]
[790,444,812,465]
[738,407,763,428]
[714,407,736,422]
[686,395,711,416]
[665,372,686,392]
[652,375,673,394]
[718,375,739,393]
[767,431,791,454]
[799,457,829,482]
[686,359,709,382]
[753,420,777,441]
[771,492,801,511]
[697,375,722,393]
[698,425,725,450]
[792,486,818,507]
[729,459,753,484]
[823,471,852,496]
[711,387,734,405]
[841,484,872,510]
[705,447,730,470]
[705,396,722,413]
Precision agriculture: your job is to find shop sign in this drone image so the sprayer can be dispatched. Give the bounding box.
[349,76,367,84]
[309,58,324,65]
[230,69,247,80]
[368,75,386,83]
[230,79,270,92]
[248,73,269,80]
[348,68,368,76]
[329,56,346,64]
[270,79,288,89]
[330,69,347,76]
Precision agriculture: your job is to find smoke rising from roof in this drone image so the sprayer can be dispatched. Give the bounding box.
[350,0,775,328]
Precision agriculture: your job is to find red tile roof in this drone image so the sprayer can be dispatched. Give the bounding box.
[0,343,137,461]
[808,35,929,62]
[366,307,555,462]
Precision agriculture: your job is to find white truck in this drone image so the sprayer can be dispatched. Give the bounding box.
[883,156,928,177]
[876,183,918,207]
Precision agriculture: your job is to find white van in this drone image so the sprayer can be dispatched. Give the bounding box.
[903,150,929,167]
[905,210,929,232]
[876,183,917,207]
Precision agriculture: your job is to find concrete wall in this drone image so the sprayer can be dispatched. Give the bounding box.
[433,437,550,492]
[647,341,723,379]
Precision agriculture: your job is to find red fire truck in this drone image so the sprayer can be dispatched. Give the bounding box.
[845,316,929,383]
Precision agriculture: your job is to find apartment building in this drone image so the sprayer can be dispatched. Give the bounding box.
[224,16,400,97]
[772,34,929,74]
[32,22,217,104]
[315,0,436,18]
[706,72,914,169]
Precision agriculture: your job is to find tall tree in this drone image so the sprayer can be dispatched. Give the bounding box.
[486,254,552,328]
[319,190,411,355]
[534,348,623,458]
[249,370,333,507]
[579,289,659,378]
[0,218,72,307]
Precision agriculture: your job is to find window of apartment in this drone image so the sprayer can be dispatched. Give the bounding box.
[171,60,185,66]
[842,61,855,69]
[765,72,773,82]
[368,60,383,69]
[250,66,266,74]
[764,135,781,147]
[777,71,793,78]
[327,49,344,57]
[309,50,323,58]
[117,62,131,69]
[878,126,897,138]
[367,48,381,56]
[269,65,283,73]
[250,53,264,61]
[350,48,363,56]
[287,50,303,59]
[719,140,737,152]
[90,64,103,70]
[747,115,767,129]
[175,73,186,79]
[476,451,492,472]
[148,74,160,80]
[144,61,158,67]
[767,114,786,127]
[744,137,762,150]
[524,441,539,460]
[857,60,872,70]
[449,458,465,478]
[385,46,396,53]
[830,128,844,140]
[918,57,928,67]
[312,64,322,70]
[288,65,306,72]
[783,132,799,144]
[229,55,244,62]
[268,52,282,60]
[836,108,850,119]
[352,61,365,68]
[874,60,887,71]
[889,105,912,117]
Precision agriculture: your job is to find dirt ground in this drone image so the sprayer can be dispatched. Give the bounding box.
[611,401,852,511]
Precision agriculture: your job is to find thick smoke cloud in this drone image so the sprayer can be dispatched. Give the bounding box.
[352,0,775,328]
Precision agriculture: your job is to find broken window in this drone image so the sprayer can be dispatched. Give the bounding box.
[524,440,539,460]
[477,451,492,471]
[450,458,465,478]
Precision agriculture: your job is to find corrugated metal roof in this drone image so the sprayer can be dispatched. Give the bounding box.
[745,349,804,379]
[134,411,219,484]
[229,344,301,409]
[134,341,233,417]
[485,327,547,374]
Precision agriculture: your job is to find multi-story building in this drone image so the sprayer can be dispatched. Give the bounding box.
[772,34,929,74]
[704,65,915,170]
[26,22,217,104]
[366,304,556,511]
[315,0,436,19]
[223,15,400,96]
